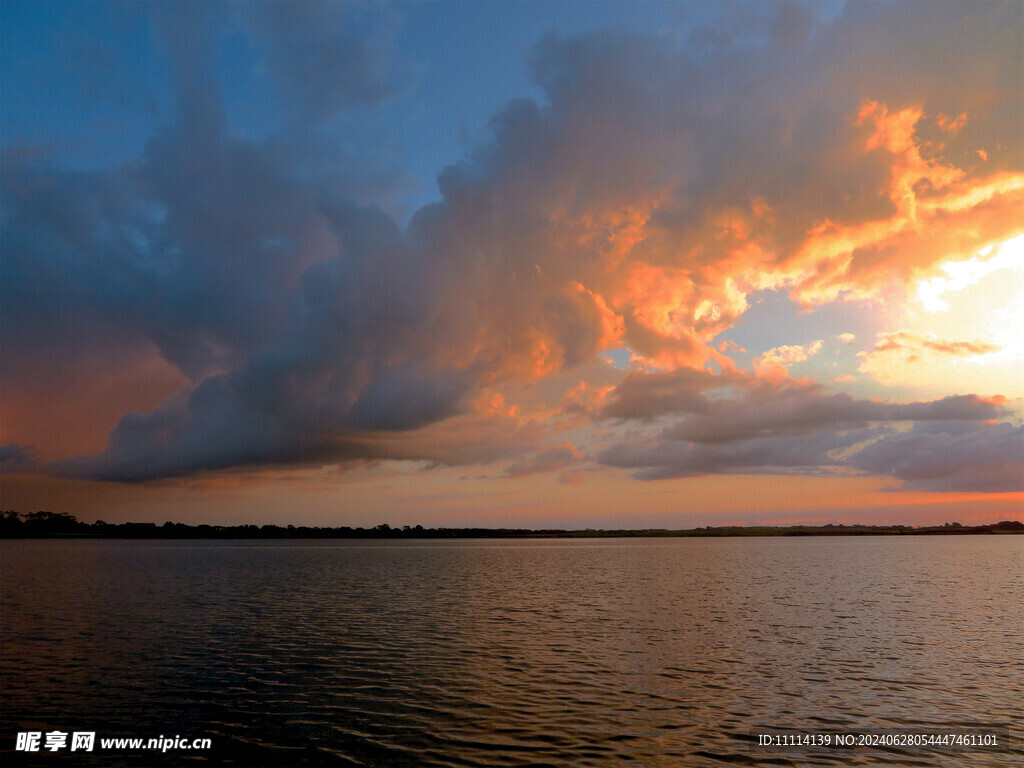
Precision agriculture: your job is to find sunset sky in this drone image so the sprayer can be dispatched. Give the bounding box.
[2,1,1022,527]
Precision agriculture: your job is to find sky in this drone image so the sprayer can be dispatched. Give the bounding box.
[1,0,1022,528]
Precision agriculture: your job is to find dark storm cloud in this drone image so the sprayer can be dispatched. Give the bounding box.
[59,378,316,482]
[2,6,441,478]
[0,154,153,361]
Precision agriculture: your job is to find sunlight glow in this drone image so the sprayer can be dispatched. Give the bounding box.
[917,236,1024,312]
[878,235,1024,399]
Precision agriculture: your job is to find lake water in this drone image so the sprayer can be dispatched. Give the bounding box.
[2,536,1021,766]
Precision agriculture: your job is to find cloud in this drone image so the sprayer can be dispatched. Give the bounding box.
[718,339,747,354]
[505,443,584,479]
[872,331,1000,357]
[598,369,1013,489]
[58,379,320,482]
[600,428,873,481]
[0,444,37,473]
[4,2,1022,483]
[754,339,823,371]
[916,236,1024,312]
[664,390,1005,444]
[600,368,743,421]
[602,364,1005,431]
[858,330,1001,386]
[241,1,400,120]
[849,421,1024,492]
[599,417,1022,490]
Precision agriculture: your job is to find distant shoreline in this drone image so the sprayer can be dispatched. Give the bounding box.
[2,512,1021,539]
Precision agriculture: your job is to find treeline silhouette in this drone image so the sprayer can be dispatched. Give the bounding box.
[2,510,1022,539]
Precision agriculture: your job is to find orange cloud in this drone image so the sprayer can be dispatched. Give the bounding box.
[550,203,660,271]
[872,331,999,357]
[563,379,615,413]
[613,262,750,369]
[858,100,965,219]
[574,282,625,350]
[718,339,747,354]
[936,112,968,133]
[783,102,1024,307]
[858,330,1001,386]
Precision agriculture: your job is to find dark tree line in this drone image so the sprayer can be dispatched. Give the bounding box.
[1,511,1021,539]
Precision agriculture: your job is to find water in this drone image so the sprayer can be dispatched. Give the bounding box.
[2,536,1021,766]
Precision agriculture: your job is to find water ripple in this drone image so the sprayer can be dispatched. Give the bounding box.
[2,536,1021,767]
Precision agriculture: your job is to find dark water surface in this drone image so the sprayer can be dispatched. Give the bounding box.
[2,536,1021,767]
